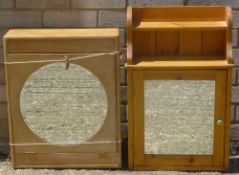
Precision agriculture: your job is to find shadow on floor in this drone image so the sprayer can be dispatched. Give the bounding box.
[226,158,239,173]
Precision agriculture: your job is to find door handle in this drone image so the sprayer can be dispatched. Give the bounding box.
[216,118,224,126]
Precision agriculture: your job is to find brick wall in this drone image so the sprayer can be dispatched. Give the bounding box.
[0,0,238,155]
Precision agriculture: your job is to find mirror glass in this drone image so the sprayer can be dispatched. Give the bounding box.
[20,62,108,145]
[144,80,215,155]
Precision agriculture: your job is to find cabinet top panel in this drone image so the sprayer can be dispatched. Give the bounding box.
[4,29,119,54]
[4,29,119,39]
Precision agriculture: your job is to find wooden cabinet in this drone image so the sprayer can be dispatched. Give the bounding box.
[126,6,234,171]
[4,29,121,169]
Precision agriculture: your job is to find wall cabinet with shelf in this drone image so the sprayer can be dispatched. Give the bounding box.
[126,6,234,171]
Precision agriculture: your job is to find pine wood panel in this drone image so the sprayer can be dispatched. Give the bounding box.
[132,7,226,21]
[156,31,179,55]
[127,70,134,169]
[133,31,155,56]
[5,29,119,39]
[180,30,202,55]
[213,71,227,166]
[127,6,133,65]
[202,30,226,55]
[225,7,233,63]
[132,71,144,166]
[126,60,233,70]
[134,21,227,30]
[4,29,121,168]
[4,29,119,54]
[14,152,120,168]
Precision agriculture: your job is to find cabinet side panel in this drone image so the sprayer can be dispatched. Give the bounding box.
[127,70,134,169]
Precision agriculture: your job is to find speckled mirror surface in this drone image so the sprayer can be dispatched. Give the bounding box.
[144,80,215,155]
[20,62,108,145]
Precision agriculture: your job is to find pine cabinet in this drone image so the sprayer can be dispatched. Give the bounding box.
[4,29,121,169]
[126,6,234,171]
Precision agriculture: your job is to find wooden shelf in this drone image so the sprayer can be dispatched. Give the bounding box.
[133,21,228,30]
[127,6,231,66]
[125,56,233,70]
[135,55,225,61]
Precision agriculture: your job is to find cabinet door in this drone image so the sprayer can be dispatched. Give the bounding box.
[132,70,227,170]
